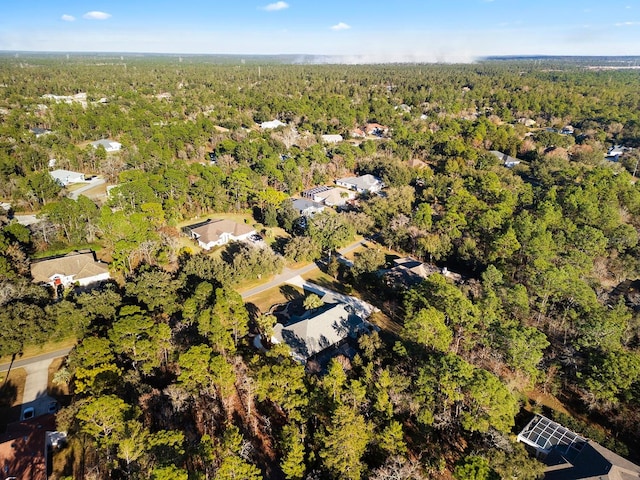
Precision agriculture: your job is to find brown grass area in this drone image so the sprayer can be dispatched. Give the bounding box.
[0,368,26,406]
[244,284,304,314]
[524,389,571,416]
[74,183,107,199]
[301,270,345,292]
[368,310,403,335]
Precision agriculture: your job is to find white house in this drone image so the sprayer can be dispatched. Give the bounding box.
[321,134,343,144]
[30,251,110,288]
[335,174,384,194]
[185,219,256,250]
[260,119,286,130]
[91,139,122,153]
[49,169,85,186]
[290,198,326,217]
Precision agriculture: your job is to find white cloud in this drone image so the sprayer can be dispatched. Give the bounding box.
[330,22,351,31]
[615,21,640,26]
[61,14,76,22]
[83,11,112,20]
[263,1,289,11]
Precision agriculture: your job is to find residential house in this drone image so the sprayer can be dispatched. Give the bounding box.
[517,414,640,480]
[335,174,384,194]
[364,123,389,137]
[311,187,356,207]
[321,134,343,144]
[350,128,366,139]
[184,218,256,250]
[0,415,56,480]
[291,198,326,217]
[518,118,537,127]
[260,119,286,129]
[605,145,629,162]
[383,257,439,288]
[302,185,331,200]
[271,301,371,364]
[30,251,110,288]
[490,150,521,168]
[49,169,85,186]
[91,139,122,153]
[30,127,51,138]
[42,92,88,107]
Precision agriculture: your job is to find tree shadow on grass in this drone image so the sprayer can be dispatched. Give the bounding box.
[0,380,19,431]
[270,236,289,256]
[279,285,304,302]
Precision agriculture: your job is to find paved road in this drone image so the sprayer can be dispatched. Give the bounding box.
[240,239,368,300]
[0,346,73,373]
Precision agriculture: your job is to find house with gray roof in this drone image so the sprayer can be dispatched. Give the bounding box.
[271,301,371,364]
[490,150,521,168]
[517,414,640,480]
[30,251,110,288]
[49,169,85,186]
[91,139,121,152]
[336,174,384,193]
[290,198,326,217]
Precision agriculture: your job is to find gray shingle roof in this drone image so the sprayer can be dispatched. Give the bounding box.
[273,303,367,362]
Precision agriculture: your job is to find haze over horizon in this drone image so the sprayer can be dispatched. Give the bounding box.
[1,0,639,63]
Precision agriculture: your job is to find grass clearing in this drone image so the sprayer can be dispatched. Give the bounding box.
[524,389,571,416]
[244,284,304,314]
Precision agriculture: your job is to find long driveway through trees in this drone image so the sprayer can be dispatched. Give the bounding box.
[240,238,367,299]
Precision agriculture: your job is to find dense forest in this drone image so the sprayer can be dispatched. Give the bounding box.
[1,53,640,480]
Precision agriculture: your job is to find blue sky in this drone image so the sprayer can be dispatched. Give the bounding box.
[1,1,639,61]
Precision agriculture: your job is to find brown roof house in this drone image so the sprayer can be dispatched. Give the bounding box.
[517,414,640,480]
[30,251,110,288]
[0,415,57,480]
[364,123,389,137]
[184,219,256,250]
